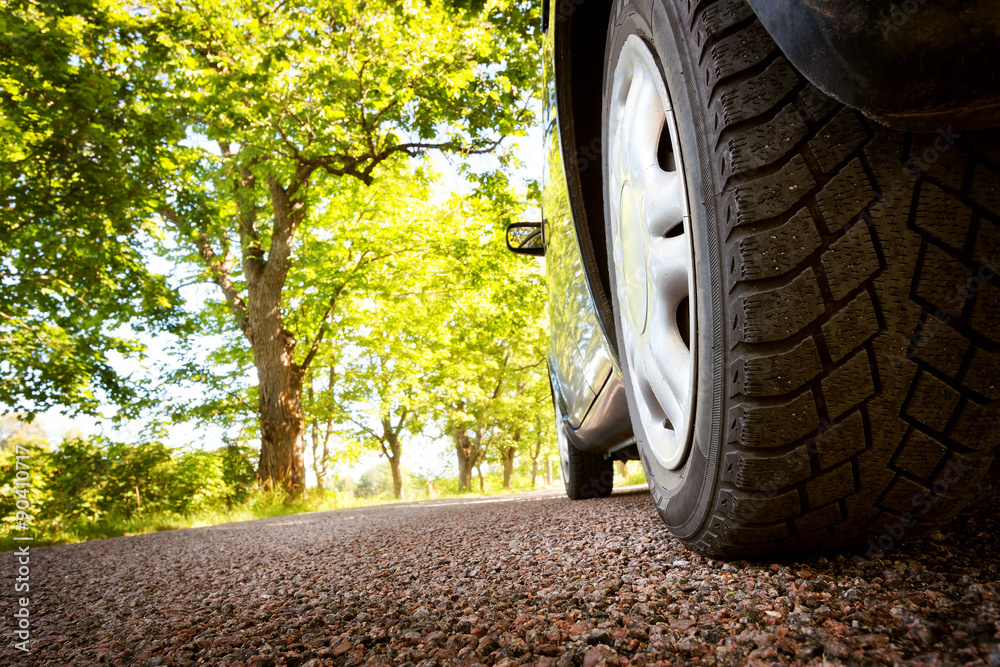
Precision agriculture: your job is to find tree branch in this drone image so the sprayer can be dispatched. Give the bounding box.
[297,244,415,370]
[160,206,250,338]
[298,295,337,371]
[394,406,408,434]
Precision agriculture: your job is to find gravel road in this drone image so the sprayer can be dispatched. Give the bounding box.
[5,483,1000,666]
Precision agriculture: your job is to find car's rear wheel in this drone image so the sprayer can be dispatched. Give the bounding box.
[603,0,1000,557]
[555,399,614,500]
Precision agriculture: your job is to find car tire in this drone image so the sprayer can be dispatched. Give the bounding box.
[555,399,614,499]
[603,0,1000,557]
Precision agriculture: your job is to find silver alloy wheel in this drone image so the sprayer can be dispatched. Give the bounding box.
[608,35,696,471]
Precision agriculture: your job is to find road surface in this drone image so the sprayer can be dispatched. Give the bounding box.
[4,483,999,665]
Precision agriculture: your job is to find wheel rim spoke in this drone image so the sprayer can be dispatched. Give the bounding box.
[644,170,684,238]
[649,235,689,304]
[636,340,687,432]
[649,299,692,413]
[624,70,664,175]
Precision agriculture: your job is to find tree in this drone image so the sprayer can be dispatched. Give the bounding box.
[452,416,487,492]
[0,0,185,416]
[424,180,550,492]
[528,413,556,487]
[304,360,337,492]
[470,364,550,492]
[0,415,49,453]
[333,228,453,500]
[1,0,539,494]
[499,428,519,491]
[357,462,412,499]
[149,0,540,495]
[494,370,550,490]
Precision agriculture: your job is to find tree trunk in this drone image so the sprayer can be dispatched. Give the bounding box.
[453,427,475,492]
[165,152,343,500]
[452,423,485,493]
[615,460,628,479]
[383,416,405,500]
[501,446,515,490]
[246,173,309,498]
[310,417,321,490]
[317,428,331,492]
[530,431,542,488]
[545,456,552,485]
[308,373,323,494]
[458,455,473,491]
[253,327,307,497]
[309,417,331,496]
[308,363,336,494]
[389,456,405,500]
[475,463,485,492]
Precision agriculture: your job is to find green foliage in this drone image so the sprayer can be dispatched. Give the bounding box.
[45,437,118,524]
[220,443,259,504]
[616,462,649,488]
[155,0,539,184]
[0,414,49,453]
[144,0,542,492]
[0,437,257,536]
[321,178,552,486]
[1,0,540,426]
[428,182,553,482]
[0,0,186,416]
[2,0,552,501]
[356,462,414,499]
[329,476,356,495]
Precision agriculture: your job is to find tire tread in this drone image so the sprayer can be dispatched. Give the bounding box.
[644,0,1000,557]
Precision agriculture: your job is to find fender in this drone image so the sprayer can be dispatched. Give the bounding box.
[745,0,1000,131]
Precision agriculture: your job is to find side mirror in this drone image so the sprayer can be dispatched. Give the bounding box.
[505,221,545,257]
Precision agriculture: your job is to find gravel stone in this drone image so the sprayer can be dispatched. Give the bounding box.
[4,482,1000,666]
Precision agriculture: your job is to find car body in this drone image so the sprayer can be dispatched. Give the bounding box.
[541,0,1000,458]
[516,0,1000,557]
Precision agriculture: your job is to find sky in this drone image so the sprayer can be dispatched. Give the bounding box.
[29,124,544,484]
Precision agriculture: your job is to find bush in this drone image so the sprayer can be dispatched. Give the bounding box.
[0,437,258,536]
[356,462,412,498]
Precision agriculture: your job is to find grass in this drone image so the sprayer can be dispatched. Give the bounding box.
[3,464,648,551]
[2,489,380,550]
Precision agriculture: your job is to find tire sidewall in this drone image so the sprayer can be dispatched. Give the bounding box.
[602,1,727,541]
